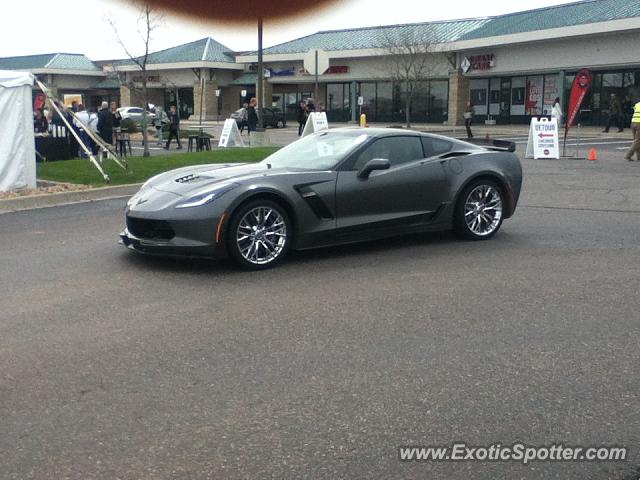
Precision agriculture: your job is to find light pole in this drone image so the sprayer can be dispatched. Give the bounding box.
[257,17,264,128]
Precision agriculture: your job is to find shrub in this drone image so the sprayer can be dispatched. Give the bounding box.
[120,118,139,134]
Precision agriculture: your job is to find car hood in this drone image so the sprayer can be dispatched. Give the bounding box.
[145,163,296,197]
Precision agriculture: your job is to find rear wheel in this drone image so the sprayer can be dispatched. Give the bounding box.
[227,200,291,269]
[454,179,504,240]
[276,119,285,128]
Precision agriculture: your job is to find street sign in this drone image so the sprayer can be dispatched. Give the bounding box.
[357,96,364,106]
[215,89,220,97]
[218,119,245,148]
[526,117,560,159]
[303,49,329,75]
[241,89,247,97]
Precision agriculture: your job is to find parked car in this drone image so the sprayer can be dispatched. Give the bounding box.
[261,108,286,128]
[230,107,286,129]
[117,107,156,123]
[121,128,523,269]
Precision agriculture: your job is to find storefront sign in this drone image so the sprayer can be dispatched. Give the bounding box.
[526,117,560,159]
[270,69,295,77]
[325,66,349,74]
[461,54,495,73]
[565,69,592,140]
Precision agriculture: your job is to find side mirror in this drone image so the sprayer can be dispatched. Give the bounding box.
[358,158,390,179]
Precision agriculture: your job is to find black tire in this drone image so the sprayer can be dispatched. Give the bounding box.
[276,119,285,128]
[227,199,292,269]
[454,178,505,240]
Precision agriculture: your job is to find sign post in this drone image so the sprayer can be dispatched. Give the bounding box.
[525,117,560,159]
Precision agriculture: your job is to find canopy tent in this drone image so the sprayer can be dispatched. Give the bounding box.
[0,70,36,191]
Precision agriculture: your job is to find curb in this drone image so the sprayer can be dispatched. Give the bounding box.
[0,184,142,214]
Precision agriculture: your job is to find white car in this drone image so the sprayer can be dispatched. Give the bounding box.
[117,107,156,123]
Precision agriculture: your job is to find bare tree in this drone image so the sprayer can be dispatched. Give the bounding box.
[109,2,161,157]
[382,29,438,128]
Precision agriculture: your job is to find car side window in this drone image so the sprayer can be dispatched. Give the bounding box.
[421,137,453,158]
[353,136,424,170]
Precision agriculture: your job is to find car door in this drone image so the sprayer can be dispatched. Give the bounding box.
[335,135,447,238]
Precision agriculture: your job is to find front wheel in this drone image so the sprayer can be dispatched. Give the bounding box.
[276,119,285,128]
[227,200,291,269]
[454,179,505,240]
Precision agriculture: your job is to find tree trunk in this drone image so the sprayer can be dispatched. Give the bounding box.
[141,78,150,158]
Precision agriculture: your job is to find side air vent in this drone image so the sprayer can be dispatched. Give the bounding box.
[440,152,471,159]
[175,174,201,183]
[295,186,334,220]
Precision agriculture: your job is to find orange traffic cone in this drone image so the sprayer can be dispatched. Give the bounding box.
[588,148,597,161]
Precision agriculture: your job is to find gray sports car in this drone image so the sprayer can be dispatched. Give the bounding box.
[120,128,522,269]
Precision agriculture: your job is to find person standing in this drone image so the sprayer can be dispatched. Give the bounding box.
[97,101,114,145]
[306,97,316,113]
[296,100,307,136]
[247,97,258,135]
[464,101,474,139]
[238,103,248,134]
[603,94,624,133]
[33,110,49,133]
[624,99,640,161]
[164,105,182,150]
[153,106,167,145]
[551,97,563,125]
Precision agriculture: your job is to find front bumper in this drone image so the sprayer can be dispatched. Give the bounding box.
[119,227,224,258]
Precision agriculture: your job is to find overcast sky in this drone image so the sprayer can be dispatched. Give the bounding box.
[4,0,577,60]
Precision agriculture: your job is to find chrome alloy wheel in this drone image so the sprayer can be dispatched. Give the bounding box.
[464,185,503,237]
[236,207,287,265]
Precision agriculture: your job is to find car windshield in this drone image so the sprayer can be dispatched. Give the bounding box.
[261,131,369,170]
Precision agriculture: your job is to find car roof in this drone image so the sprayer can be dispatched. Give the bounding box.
[324,127,483,150]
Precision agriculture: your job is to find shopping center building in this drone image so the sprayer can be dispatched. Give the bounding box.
[1,0,639,126]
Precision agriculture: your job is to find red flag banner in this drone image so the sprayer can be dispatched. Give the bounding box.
[564,69,592,140]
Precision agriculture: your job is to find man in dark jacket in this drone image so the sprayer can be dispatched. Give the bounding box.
[164,105,182,150]
[603,94,624,133]
[97,101,114,144]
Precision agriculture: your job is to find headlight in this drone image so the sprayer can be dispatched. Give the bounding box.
[174,183,239,209]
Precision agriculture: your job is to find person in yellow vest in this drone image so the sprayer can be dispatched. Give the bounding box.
[625,99,640,161]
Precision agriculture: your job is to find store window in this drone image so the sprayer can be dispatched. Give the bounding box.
[358,82,377,120]
[469,79,489,116]
[376,82,394,122]
[543,74,560,116]
[510,77,526,116]
[326,83,351,121]
[526,76,543,116]
[429,81,448,122]
[489,79,501,116]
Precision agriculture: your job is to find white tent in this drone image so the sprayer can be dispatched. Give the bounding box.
[0,70,36,191]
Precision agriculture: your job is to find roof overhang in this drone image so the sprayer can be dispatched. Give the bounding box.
[114,61,244,72]
[236,45,448,63]
[18,68,105,77]
[449,17,640,51]
[236,17,640,64]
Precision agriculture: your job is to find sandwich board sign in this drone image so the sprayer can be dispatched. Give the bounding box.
[526,117,559,159]
[218,119,245,148]
[301,112,329,137]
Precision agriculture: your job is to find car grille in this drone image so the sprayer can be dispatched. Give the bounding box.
[127,217,175,240]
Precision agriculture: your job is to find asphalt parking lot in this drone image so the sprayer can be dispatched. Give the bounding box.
[1,143,640,479]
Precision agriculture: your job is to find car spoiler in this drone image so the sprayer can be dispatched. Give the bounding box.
[461,138,517,153]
